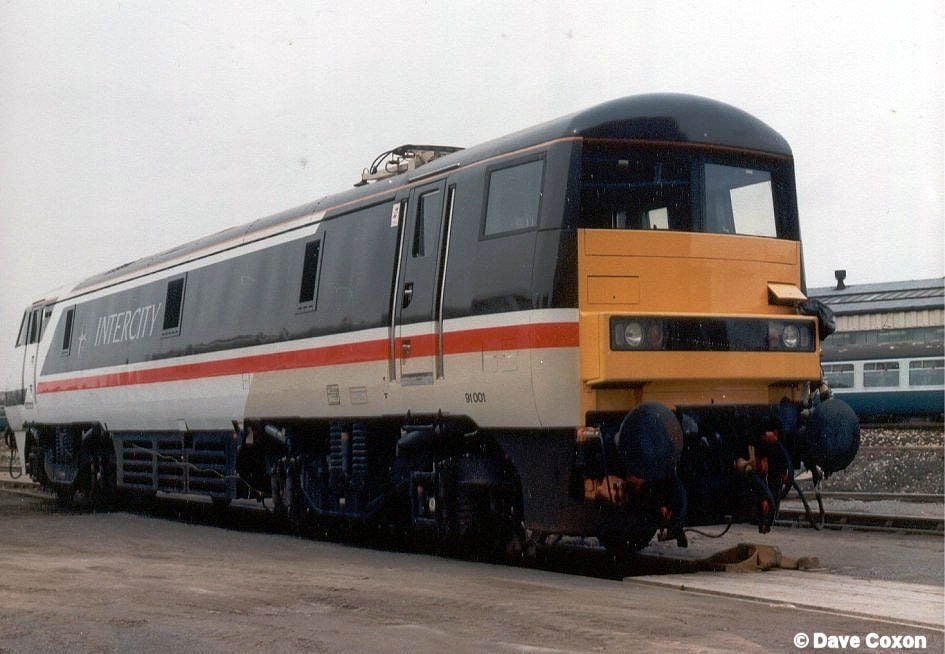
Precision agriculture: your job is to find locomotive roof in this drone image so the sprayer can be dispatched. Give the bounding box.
[70,94,791,298]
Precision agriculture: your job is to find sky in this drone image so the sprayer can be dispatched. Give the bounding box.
[0,1,942,373]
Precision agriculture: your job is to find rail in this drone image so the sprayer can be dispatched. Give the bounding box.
[775,507,943,535]
[788,490,944,503]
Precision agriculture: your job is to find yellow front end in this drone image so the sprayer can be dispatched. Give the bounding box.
[578,229,820,419]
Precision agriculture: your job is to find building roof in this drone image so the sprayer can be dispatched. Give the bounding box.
[808,276,944,315]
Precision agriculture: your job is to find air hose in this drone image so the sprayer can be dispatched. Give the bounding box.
[4,429,22,479]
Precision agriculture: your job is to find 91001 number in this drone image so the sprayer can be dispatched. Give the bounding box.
[464,392,486,404]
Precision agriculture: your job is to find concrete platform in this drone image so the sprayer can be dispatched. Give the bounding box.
[630,571,943,629]
[636,519,945,632]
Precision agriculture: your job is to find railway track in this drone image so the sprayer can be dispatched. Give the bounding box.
[775,507,943,535]
[789,490,943,502]
[778,488,943,535]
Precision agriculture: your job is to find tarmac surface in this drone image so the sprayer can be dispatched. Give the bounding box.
[0,489,941,653]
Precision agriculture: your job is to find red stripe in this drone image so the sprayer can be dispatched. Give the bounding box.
[37,321,578,394]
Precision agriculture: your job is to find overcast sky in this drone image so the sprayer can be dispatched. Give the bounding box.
[1,1,942,373]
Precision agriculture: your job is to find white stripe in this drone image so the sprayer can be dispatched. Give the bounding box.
[444,308,578,332]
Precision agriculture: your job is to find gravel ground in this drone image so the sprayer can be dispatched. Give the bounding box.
[857,426,944,448]
[820,427,944,494]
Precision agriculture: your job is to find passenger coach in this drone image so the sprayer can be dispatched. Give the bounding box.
[3,95,859,555]
[823,344,944,420]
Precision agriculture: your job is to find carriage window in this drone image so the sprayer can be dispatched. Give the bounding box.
[704,164,776,237]
[162,277,186,335]
[61,308,75,354]
[483,159,544,237]
[298,239,322,309]
[27,308,41,344]
[579,146,792,238]
[863,361,900,388]
[582,154,692,230]
[413,190,442,257]
[646,207,669,229]
[15,311,28,347]
[909,359,944,386]
[41,307,53,340]
[823,363,854,389]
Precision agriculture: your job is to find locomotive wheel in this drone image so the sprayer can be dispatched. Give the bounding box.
[596,505,657,558]
[441,470,523,561]
[597,528,657,559]
[273,465,313,536]
[87,456,118,511]
[211,496,231,511]
[54,486,76,508]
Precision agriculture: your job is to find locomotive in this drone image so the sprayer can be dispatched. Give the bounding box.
[2,94,859,555]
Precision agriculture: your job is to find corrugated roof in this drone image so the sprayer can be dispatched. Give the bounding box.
[808,277,944,315]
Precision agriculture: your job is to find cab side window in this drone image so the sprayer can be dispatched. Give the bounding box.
[482,159,544,237]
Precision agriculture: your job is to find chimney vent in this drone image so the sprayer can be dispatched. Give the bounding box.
[834,269,847,291]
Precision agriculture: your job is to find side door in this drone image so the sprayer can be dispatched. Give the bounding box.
[11,309,29,408]
[21,304,44,410]
[391,181,450,386]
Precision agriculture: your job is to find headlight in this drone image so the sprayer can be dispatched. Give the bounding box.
[781,324,800,349]
[611,318,666,350]
[623,322,644,348]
